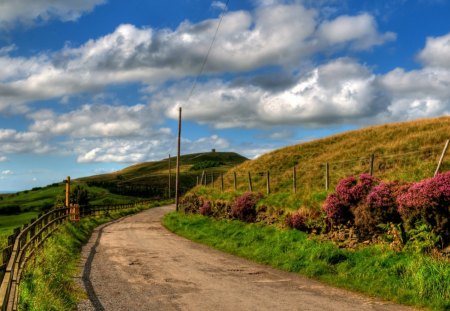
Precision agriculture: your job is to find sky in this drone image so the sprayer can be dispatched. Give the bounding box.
[0,0,449,191]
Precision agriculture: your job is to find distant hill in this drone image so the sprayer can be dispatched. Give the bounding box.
[0,152,247,214]
[80,151,248,198]
[210,116,450,210]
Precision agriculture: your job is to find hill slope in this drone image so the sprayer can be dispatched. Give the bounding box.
[0,152,247,215]
[80,151,248,198]
[204,116,450,210]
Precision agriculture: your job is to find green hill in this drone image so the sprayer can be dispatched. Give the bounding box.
[0,152,247,215]
[198,116,450,210]
[80,151,248,198]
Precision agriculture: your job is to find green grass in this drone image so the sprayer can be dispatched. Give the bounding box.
[0,212,39,248]
[163,212,450,310]
[194,116,450,211]
[19,200,171,311]
[0,183,145,214]
[80,151,247,193]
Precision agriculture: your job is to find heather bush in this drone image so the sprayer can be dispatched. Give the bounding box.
[230,192,262,222]
[180,193,203,214]
[353,182,401,235]
[285,211,307,231]
[397,172,450,244]
[322,193,351,225]
[199,201,212,216]
[323,174,377,226]
[335,176,358,205]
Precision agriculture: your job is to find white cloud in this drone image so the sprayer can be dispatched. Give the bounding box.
[211,1,228,11]
[155,59,388,128]
[417,33,450,69]
[380,67,450,120]
[0,4,393,113]
[0,129,51,154]
[0,156,7,162]
[1,170,13,175]
[0,0,105,29]
[71,132,230,163]
[318,13,396,50]
[29,104,155,138]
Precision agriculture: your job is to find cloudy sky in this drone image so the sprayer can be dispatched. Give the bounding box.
[0,0,449,191]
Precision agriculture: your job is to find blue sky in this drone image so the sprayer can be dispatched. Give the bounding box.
[0,0,449,191]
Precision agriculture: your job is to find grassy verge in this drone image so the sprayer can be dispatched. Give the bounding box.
[19,200,172,310]
[163,212,450,311]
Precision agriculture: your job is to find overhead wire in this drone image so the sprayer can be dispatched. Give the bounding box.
[187,0,230,101]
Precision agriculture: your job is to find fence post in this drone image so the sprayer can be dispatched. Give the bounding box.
[369,154,375,176]
[65,176,70,208]
[248,172,253,192]
[434,139,450,177]
[233,172,237,191]
[293,166,297,194]
[325,162,330,191]
[221,173,224,192]
[266,171,270,194]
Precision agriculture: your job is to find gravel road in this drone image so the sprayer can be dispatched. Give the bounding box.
[77,205,415,311]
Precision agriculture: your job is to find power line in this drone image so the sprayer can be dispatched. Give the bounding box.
[187,0,230,101]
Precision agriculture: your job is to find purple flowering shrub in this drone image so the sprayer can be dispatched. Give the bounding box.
[285,210,307,231]
[354,182,401,235]
[199,200,213,216]
[230,192,263,222]
[324,171,450,245]
[323,193,351,225]
[397,172,450,243]
[323,173,378,226]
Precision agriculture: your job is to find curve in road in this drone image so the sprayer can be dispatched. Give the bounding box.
[77,205,415,311]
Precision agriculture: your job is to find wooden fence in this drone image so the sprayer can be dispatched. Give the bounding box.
[0,201,148,311]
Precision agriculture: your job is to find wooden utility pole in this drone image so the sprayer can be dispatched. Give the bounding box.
[248,172,253,192]
[211,171,214,188]
[175,107,182,212]
[65,176,71,208]
[168,154,171,198]
[325,162,330,191]
[221,173,224,192]
[435,139,450,177]
[233,172,237,191]
[266,171,270,194]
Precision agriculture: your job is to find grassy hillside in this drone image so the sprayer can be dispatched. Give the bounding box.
[198,116,450,210]
[80,151,247,197]
[0,151,246,215]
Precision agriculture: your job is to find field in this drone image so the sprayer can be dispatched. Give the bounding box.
[197,116,450,210]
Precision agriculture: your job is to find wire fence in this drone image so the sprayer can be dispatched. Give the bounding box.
[191,143,448,195]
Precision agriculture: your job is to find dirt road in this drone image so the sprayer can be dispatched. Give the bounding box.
[77,205,414,311]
